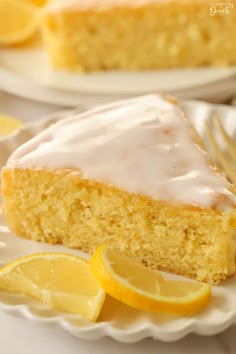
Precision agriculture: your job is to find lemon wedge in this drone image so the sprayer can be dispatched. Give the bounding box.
[0,253,106,321]
[0,114,23,136]
[0,0,39,45]
[90,245,212,315]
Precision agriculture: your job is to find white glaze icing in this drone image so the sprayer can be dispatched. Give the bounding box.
[7,95,235,208]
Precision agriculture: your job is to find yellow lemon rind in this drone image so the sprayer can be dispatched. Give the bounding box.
[0,0,39,45]
[89,244,212,316]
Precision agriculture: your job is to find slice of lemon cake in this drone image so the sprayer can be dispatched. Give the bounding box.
[41,0,236,72]
[2,95,236,284]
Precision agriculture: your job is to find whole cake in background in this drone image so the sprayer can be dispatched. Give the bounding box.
[1,94,236,284]
[41,0,236,72]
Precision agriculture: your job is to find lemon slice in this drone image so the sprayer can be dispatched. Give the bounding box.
[90,245,212,315]
[0,114,23,136]
[0,253,106,321]
[0,0,39,45]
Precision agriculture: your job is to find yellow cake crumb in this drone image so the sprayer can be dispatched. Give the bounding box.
[2,168,236,284]
[41,0,236,72]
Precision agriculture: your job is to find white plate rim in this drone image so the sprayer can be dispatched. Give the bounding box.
[1,45,236,107]
[1,66,236,108]
[0,98,236,343]
[1,46,236,95]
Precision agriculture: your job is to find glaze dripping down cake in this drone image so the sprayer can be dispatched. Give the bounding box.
[2,95,236,284]
[41,0,236,72]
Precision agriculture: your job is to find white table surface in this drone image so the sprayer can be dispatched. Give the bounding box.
[0,90,236,354]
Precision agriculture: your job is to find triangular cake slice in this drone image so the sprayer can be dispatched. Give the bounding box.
[2,95,236,284]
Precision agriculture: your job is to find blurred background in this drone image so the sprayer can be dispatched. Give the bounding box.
[0,0,236,129]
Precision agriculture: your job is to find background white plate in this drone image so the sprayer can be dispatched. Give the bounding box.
[0,44,236,106]
[0,99,236,343]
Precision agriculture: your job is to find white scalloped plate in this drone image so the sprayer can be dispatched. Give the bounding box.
[0,99,236,343]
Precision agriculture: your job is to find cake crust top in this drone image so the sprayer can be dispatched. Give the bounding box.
[44,0,204,13]
[7,94,235,209]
